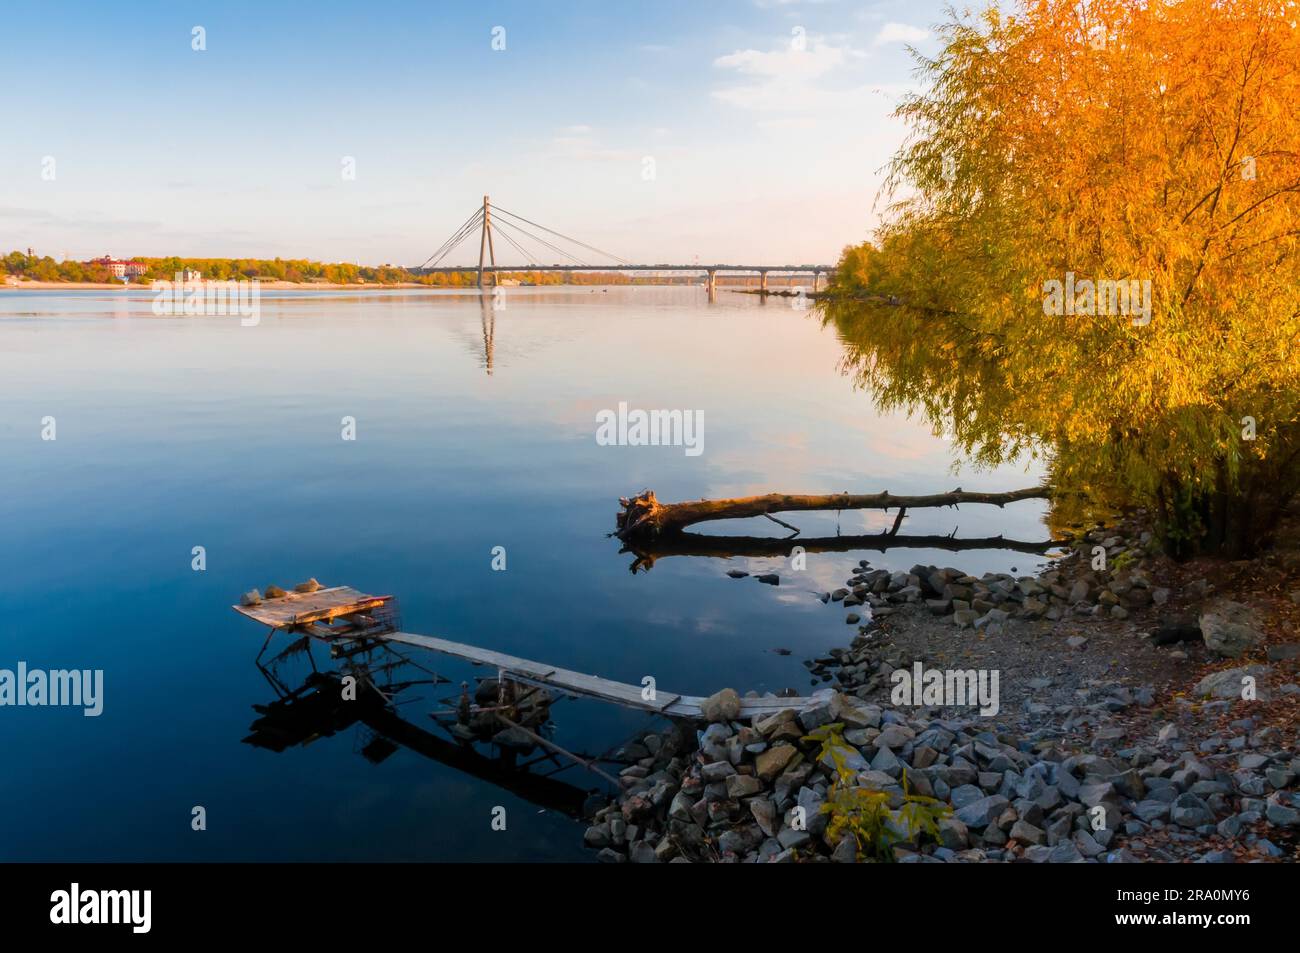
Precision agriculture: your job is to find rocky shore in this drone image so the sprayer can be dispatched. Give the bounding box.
[584,505,1300,863]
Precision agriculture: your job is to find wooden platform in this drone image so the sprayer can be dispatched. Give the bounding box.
[232,586,393,629]
[380,631,815,720]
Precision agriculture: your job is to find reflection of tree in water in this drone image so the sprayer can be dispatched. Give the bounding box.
[618,528,1060,575]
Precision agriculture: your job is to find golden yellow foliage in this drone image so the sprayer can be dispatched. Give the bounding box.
[825,0,1300,555]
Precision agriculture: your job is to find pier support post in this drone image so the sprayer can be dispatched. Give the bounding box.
[759,270,768,293]
[706,269,718,299]
[812,270,821,293]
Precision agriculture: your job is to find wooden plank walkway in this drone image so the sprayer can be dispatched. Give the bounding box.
[378,631,815,720]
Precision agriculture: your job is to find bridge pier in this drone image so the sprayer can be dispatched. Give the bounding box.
[759,270,768,293]
[706,269,718,299]
[813,270,822,293]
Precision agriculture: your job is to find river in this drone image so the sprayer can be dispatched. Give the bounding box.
[0,286,1050,860]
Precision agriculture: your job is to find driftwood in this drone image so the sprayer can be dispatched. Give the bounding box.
[614,486,1051,540]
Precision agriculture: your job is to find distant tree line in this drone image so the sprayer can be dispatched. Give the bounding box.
[3,252,699,286]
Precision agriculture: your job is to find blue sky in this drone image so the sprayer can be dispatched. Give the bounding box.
[0,0,957,266]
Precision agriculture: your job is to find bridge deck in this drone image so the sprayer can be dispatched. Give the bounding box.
[415,263,834,275]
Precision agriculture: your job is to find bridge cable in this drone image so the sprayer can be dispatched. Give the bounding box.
[491,205,631,265]
[424,208,485,269]
[421,215,476,268]
[492,217,587,267]
[423,221,481,270]
[419,206,485,270]
[420,220,479,270]
[491,222,539,267]
[492,216,590,267]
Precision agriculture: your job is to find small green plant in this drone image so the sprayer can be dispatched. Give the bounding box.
[1110,549,1138,573]
[803,723,950,862]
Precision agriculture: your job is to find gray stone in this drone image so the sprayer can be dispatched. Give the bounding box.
[1195,665,1270,700]
[1010,820,1045,845]
[777,827,812,850]
[870,745,903,778]
[1133,800,1170,823]
[726,774,764,799]
[701,761,736,782]
[629,841,659,863]
[701,688,741,723]
[1199,600,1264,658]
[755,744,798,781]
[937,817,969,849]
[749,797,777,836]
[830,836,857,863]
[950,784,986,809]
[1266,802,1300,827]
[955,794,1010,829]
[876,723,915,749]
[1199,850,1236,863]
[1048,842,1085,863]
[1170,793,1215,828]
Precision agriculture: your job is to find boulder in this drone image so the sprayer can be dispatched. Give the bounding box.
[701,688,741,723]
[1195,665,1270,700]
[1170,793,1214,828]
[1199,600,1264,658]
[755,744,798,781]
[955,794,1009,829]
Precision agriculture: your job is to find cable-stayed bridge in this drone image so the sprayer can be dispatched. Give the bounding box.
[414,196,835,294]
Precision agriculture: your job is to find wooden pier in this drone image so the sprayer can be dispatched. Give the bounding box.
[379,630,813,719]
[234,585,815,720]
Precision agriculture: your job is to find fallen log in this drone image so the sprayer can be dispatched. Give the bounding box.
[614,486,1051,540]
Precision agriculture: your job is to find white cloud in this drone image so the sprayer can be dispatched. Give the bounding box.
[548,127,638,163]
[712,40,864,111]
[873,22,929,46]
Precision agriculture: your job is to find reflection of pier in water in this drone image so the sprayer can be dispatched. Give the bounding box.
[244,640,622,818]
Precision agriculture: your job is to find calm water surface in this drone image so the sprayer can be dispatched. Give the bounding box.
[0,287,1049,861]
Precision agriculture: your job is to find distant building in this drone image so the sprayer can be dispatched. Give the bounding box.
[181,268,202,282]
[88,255,147,278]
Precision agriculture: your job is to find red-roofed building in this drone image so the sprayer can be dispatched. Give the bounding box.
[88,256,147,278]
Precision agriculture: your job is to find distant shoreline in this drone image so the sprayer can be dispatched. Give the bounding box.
[4,280,468,291]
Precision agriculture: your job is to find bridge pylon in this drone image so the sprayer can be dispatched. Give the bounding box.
[477,195,497,289]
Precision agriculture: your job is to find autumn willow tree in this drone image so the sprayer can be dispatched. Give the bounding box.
[824,0,1300,558]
